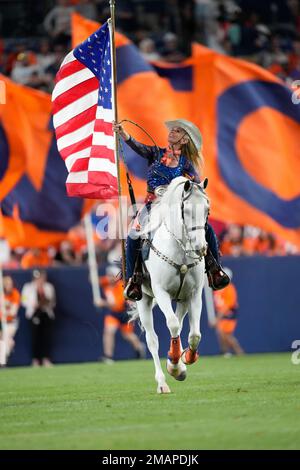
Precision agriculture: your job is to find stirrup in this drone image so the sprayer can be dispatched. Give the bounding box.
[207,268,230,291]
[123,275,143,301]
[205,250,230,291]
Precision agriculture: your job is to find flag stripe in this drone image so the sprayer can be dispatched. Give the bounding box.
[55,105,97,140]
[65,148,92,172]
[53,89,98,128]
[60,135,93,160]
[88,157,117,177]
[56,59,86,82]
[52,77,99,113]
[52,68,95,101]
[57,121,95,152]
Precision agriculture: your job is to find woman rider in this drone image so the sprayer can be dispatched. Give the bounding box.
[113,119,230,301]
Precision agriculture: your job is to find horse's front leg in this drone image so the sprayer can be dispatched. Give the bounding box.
[152,288,182,365]
[182,288,203,365]
[137,294,170,394]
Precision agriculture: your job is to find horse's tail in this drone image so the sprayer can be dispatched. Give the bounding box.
[127,302,140,323]
[127,298,157,331]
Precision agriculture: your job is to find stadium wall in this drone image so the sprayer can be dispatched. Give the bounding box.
[6,255,300,366]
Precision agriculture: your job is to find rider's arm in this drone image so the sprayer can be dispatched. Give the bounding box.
[125,135,162,163]
[113,122,161,163]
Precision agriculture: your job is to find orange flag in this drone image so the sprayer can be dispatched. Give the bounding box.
[72,14,300,247]
[0,75,94,248]
[191,44,300,248]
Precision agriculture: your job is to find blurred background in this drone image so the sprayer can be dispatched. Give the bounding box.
[0,0,299,367]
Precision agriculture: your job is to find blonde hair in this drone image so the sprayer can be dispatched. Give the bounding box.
[181,138,204,172]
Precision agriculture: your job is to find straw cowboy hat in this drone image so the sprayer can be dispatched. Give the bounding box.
[165,119,203,149]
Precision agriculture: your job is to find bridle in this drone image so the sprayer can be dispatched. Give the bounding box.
[163,181,209,260]
[145,181,209,301]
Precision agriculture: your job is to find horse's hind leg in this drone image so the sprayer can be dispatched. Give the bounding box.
[153,289,181,364]
[137,293,170,394]
[182,289,203,365]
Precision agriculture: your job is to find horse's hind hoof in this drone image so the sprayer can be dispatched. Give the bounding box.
[157,384,171,394]
[181,348,199,365]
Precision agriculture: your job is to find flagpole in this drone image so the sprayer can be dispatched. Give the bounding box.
[84,213,102,306]
[204,278,216,327]
[109,0,126,286]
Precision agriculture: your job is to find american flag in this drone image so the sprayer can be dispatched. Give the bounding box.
[52,21,118,199]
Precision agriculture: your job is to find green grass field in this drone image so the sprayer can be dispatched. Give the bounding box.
[0,353,299,450]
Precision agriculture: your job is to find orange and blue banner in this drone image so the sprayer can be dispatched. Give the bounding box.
[0,75,92,248]
[1,14,299,249]
[72,13,300,247]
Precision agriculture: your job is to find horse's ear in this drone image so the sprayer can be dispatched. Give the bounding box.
[201,178,208,190]
[184,180,191,192]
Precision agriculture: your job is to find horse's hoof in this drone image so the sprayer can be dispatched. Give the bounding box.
[166,359,187,381]
[175,370,187,381]
[181,348,199,365]
[157,384,171,394]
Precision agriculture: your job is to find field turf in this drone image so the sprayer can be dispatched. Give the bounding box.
[0,353,299,450]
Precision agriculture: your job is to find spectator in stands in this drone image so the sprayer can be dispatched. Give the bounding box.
[220,224,244,257]
[21,248,52,270]
[10,52,40,86]
[35,39,56,72]
[288,35,300,79]
[159,32,185,62]
[42,44,68,91]
[139,38,161,61]
[68,224,87,263]
[0,276,21,367]
[43,0,74,40]
[97,265,145,363]
[54,240,77,265]
[22,270,56,367]
[75,0,98,21]
[212,267,244,357]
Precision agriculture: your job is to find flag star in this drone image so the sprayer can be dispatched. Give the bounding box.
[92,60,96,63]
[94,68,98,71]
[88,37,91,42]
[81,56,85,60]
[107,60,110,65]
[95,33,98,38]
[104,87,108,93]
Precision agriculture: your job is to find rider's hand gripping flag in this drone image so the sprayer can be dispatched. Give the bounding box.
[52,21,118,199]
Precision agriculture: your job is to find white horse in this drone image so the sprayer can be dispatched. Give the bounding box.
[132,176,210,393]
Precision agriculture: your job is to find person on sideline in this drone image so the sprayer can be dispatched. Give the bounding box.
[0,276,20,366]
[213,267,244,357]
[97,265,146,363]
[22,270,56,367]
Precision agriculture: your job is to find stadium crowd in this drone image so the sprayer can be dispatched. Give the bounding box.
[0,0,299,268]
[0,0,299,91]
